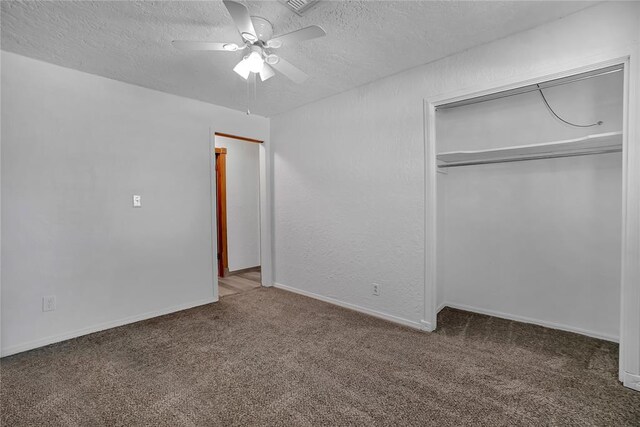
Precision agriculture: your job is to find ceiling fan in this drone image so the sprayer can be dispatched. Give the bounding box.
[172,0,326,84]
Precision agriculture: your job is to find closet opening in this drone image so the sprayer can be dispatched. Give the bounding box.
[424,60,633,385]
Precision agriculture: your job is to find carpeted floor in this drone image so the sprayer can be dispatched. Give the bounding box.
[1,287,639,426]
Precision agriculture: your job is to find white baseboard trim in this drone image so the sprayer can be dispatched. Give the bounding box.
[419,319,435,332]
[273,282,428,332]
[441,301,619,343]
[623,372,640,392]
[1,297,218,358]
[436,302,447,313]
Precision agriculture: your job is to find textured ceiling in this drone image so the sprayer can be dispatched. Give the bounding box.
[1,1,595,117]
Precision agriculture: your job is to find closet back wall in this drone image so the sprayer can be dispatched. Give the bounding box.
[436,72,623,152]
[436,72,623,341]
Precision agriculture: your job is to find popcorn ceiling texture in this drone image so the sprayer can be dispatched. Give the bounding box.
[0,1,594,116]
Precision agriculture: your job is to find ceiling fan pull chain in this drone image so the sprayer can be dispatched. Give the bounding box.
[253,73,257,102]
[246,75,251,115]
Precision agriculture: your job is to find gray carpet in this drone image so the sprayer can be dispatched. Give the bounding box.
[1,287,639,426]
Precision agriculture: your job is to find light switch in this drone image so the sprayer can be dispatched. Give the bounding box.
[133,195,142,208]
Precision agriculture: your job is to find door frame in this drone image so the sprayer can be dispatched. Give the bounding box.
[215,147,228,277]
[423,51,640,390]
[209,130,273,301]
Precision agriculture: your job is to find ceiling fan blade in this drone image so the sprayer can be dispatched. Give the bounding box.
[267,25,326,48]
[172,41,238,51]
[223,0,257,42]
[259,64,275,82]
[271,57,309,84]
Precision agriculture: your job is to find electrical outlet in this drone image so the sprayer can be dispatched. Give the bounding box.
[132,195,142,208]
[372,283,381,296]
[42,295,56,312]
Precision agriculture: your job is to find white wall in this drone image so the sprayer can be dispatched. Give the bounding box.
[0,51,269,356]
[270,2,639,330]
[215,135,261,271]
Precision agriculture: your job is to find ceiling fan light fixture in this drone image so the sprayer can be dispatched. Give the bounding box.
[241,32,258,42]
[265,54,280,65]
[233,58,251,79]
[246,51,264,73]
[172,1,326,84]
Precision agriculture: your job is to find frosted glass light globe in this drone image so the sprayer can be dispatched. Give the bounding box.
[246,51,264,73]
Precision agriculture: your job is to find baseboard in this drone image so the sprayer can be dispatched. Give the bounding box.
[273,282,428,332]
[418,303,447,331]
[441,301,619,343]
[622,372,640,392]
[1,297,218,358]
[419,319,435,332]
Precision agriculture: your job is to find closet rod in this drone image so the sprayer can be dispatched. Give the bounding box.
[436,64,623,111]
[437,148,622,168]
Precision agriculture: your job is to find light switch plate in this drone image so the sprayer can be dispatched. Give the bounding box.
[133,195,142,208]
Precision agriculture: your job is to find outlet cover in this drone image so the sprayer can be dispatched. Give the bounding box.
[42,295,56,312]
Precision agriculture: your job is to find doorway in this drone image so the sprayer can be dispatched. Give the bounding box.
[214,132,263,298]
[215,147,228,277]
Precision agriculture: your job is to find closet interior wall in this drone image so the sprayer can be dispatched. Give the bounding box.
[435,71,623,341]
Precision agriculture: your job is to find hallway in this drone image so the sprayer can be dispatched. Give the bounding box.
[218,268,261,298]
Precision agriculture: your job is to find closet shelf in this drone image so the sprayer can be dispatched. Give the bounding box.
[437,131,622,167]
